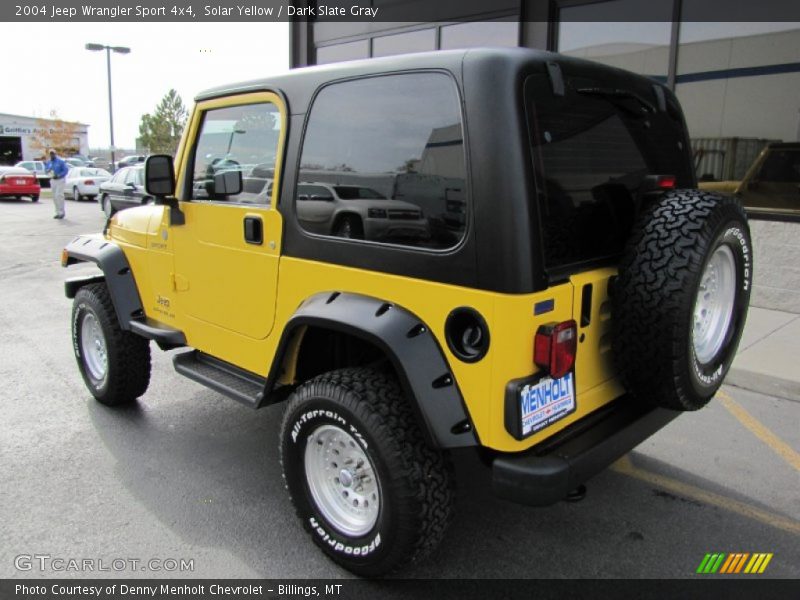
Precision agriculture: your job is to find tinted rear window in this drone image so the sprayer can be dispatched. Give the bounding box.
[526,73,692,271]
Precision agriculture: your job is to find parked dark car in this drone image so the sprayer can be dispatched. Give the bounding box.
[113,155,146,171]
[98,166,151,217]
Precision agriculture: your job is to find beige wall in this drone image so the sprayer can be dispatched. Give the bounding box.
[750,221,800,314]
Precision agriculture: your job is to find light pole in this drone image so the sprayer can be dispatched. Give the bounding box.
[85,43,130,171]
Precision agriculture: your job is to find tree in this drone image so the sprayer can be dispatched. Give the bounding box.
[138,89,187,155]
[29,111,81,157]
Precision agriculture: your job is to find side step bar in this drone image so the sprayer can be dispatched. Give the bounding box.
[173,351,266,408]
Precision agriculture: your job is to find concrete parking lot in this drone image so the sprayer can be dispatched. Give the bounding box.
[1,193,798,579]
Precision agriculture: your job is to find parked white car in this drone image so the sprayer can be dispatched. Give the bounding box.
[65,167,112,201]
[15,160,51,187]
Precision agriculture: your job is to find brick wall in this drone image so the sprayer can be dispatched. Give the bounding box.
[749,220,800,314]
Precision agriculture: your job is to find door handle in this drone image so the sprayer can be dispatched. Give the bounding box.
[244,216,263,245]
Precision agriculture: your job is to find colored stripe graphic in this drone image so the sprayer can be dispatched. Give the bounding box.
[698,553,727,574]
[697,553,713,573]
[719,554,736,573]
[699,552,774,574]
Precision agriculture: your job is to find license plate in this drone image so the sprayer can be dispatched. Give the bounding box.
[15,179,27,185]
[519,372,576,436]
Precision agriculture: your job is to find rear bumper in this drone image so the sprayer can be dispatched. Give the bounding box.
[0,184,40,196]
[492,396,679,506]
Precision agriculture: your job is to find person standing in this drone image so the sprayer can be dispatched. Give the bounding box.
[45,149,69,219]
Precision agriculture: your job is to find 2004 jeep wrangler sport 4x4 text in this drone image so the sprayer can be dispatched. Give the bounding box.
[63,48,752,576]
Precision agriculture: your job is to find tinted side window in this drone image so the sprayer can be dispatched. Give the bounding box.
[191,102,281,205]
[297,73,467,249]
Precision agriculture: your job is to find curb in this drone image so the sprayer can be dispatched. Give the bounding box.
[725,367,800,403]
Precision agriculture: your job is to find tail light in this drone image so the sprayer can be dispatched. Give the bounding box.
[534,320,577,379]
[656,175,676,189]
[642,174,677,192]
[84,179,95,185]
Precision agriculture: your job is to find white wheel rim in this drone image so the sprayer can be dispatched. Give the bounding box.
[81,313,108,381]
[103,197,111,217]
[74,188,79,201]
[304,424,380,537]
[692,245,737,364]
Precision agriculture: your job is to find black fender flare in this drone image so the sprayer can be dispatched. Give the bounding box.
[63,236,143,330]
[264,291,478,449]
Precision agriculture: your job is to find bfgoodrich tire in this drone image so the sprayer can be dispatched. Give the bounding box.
[72,283,151,406]
[612,190,752,410]
[279,367,453,577]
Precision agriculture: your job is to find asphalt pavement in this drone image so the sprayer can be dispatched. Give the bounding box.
[1,193,798,580]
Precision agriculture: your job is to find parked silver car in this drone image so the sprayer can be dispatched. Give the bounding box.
[296,182,429,241]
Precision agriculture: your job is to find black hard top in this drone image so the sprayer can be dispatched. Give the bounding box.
[195,47,668,115]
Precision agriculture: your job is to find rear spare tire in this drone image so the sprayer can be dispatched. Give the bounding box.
[612,190,752,410]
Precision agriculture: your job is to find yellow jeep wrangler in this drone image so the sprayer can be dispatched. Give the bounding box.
[63,48,752,576]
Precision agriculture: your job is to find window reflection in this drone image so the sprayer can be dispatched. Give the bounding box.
[558,0,672,80]
[297,73,467,249]
[191,103,280,205]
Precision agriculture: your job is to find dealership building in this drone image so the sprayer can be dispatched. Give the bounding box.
[0,112,90,165]
[290,2,800,180]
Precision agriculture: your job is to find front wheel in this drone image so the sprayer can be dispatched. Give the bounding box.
[72,283,151,405]
[280,368,453,577]
[73,187,81,202]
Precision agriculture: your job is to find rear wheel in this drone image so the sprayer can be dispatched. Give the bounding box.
[31,195,39,202]
[72,283,151,406]
[73,187,81,202]
[612,190,752,410]
[280,367,453,576]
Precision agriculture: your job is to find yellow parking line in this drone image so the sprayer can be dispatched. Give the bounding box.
[717,390,800,473]
[612,456,800,536]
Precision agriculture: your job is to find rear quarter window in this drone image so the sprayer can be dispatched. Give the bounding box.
[296,72,468,250]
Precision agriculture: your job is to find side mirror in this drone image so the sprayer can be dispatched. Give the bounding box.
[145,155,175,197]
[214,169,242,196]
[144,154,184,226]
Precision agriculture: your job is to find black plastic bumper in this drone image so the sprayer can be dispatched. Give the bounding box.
[492,396,680,506]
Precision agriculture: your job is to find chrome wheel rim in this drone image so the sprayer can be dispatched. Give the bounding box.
[81,313,108,381]
[103,197,111,218]
[693,245,737,364]
[304,424,380,537]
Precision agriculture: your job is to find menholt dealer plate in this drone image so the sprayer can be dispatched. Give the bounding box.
[519,372,576,436]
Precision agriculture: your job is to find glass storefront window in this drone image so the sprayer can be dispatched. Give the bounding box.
[440,20,519,49]
[316,39,369,64]
[558,0,673,80]
[372,28,436,58]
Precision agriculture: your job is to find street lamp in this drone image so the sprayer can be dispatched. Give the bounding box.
[85,43,130,171]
